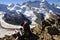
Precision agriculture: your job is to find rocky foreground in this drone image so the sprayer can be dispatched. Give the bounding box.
[0,14,60,40]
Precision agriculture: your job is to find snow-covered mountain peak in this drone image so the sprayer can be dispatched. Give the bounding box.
[22,1,41,8]
[0,0,60,25]
[8,3,14,7]
[8,3,20,7]
[15,3,21,6]
[7,3,21,11]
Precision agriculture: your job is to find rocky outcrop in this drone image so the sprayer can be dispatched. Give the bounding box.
[0,14,60,40]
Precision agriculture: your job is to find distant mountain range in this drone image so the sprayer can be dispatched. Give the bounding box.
[0,0,60,24]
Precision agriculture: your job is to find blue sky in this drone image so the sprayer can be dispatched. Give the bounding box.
[0,0,60,6]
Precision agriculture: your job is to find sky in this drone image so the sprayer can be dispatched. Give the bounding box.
[0,0,60,6]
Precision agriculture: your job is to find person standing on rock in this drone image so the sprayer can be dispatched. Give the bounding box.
[21,20,32,40]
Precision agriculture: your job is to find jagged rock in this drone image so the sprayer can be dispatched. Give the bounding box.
[0,13,60,40]
[53,35,60,40]
[31,25,42,35]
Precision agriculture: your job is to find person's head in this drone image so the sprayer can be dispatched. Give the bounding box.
[21,20,29,26]
[24,21,28,24]
[20,28,23,31]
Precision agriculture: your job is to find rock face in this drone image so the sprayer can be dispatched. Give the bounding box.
[31,14,60,40]
[3,12,31,25]
[0,13,60,40]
